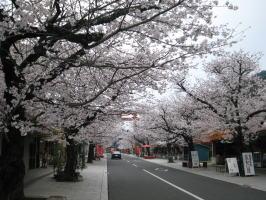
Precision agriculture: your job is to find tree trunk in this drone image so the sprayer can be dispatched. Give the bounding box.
[167,143,174,163]
[186,137,195,168]
[87,142,95,163]
[146,147,151,156]
[62,139,78,180]
[234,127,245,176]
[0,129,25,200]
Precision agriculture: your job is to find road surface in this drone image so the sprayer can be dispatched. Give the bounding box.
[108,154,266,200]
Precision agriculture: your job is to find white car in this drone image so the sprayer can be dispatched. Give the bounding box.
[111,151,122,159]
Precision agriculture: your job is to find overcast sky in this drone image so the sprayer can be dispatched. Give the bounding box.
[214,0,266,69]
[187,0,266,82]
[156,1,266,100]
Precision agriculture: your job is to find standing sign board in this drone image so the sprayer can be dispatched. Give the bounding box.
[242,152,255,176]
[226,157,239,175]
[191,151,199,167]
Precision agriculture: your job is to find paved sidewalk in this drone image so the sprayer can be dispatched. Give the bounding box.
[139,156,266,192]
[24,166,54,188]
[24,157,108,200]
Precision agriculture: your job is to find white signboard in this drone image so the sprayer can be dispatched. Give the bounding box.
[226,157,239,175]
[191,151,199,167]
[242,152,255,176]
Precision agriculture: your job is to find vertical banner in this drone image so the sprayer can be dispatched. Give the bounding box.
[191,151,199,167]
[226,157,239,175]
[242,152,255,176]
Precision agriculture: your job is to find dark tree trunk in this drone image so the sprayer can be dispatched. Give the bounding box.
[63,139,78,180]
[144,138,151,156]
[187,141,195,152]
[87,142,95,163]
[167,143,174,163]
[0,39,27,199]
[0,129,25,200]
[234,127,245,176]
[184,136,194,168]
[146,147,151,156]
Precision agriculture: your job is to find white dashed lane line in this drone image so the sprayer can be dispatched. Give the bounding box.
[143,169,205,200]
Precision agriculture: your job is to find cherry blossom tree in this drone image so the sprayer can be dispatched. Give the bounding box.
[139,98,205,164]
[32,78,135,180]
[0,0,236,199]
[176,51,266,173]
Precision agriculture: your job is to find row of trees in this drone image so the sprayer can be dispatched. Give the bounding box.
[135,51,265,170]
[0,0,238,199]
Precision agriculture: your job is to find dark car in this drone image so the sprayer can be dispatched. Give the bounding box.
[111,151,122,159]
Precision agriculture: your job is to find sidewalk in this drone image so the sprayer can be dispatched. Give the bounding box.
[24,166,54,188]
[24,157,108,200]
[141,157,266,192]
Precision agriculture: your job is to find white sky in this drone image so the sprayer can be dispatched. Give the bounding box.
[214,0,266,70]
[187,0,266,83]
[150,1,266,101]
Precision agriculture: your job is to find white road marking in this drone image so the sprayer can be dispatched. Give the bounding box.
[127,161,130,163]
[132,164,138,167]
[155,168,168,172]
[143,169,205,200]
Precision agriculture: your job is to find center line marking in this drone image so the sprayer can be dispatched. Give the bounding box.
[132,164,138,167]
[143,169,205,200]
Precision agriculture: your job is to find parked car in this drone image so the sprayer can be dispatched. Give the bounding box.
[111,151,122,159]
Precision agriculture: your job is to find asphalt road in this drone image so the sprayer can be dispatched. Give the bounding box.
[108,154,266,200]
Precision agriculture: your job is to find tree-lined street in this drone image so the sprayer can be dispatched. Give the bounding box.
[0,0,265,199]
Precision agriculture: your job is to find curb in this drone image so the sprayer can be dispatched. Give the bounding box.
[100,157,108,200]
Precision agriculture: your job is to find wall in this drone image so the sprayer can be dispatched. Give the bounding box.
[195,144,210,161]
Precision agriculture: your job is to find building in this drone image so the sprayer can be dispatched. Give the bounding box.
[0,129,57,173]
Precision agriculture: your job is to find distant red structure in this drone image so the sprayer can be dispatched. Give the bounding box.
[121,148,130,154]
[135,146,141,156]
[141,144,156,159]
[96,144,104,158]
